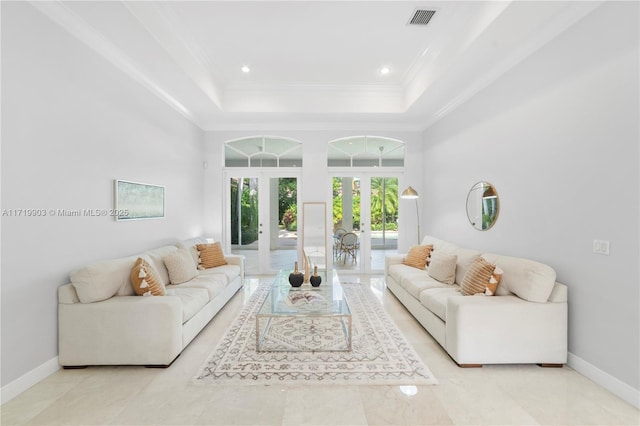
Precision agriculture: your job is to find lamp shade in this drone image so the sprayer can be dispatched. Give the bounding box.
[401,186,419,199]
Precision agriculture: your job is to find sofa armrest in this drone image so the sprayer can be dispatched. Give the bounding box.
[225,254,245,280]
[445,295,567,365]
[59,295,183,366]
[385,254,405,277]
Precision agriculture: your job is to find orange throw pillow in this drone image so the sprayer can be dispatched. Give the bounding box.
[460,257,495,296]
[130,258,165,296]
[485,266,504,296]
[402,244,434,270]
[196,242,228,269]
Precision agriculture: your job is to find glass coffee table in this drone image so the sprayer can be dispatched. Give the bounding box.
[255,269,352,352]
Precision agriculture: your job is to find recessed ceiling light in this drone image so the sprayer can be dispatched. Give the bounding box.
[241,65,250,73]
[380,67,390,75]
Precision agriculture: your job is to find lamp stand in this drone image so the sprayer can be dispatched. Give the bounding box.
[414,198,421,245]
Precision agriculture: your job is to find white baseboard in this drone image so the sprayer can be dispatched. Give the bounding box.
[1,357,60,405]
[568,352,639,409]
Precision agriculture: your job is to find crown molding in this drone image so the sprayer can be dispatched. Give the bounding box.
[28,0,200,127]
[203,121,424,133]
[123,1,224,109]
[420,1,604,131]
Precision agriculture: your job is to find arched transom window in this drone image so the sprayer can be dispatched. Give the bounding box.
[225,136,302,167]
[328,136,404,167]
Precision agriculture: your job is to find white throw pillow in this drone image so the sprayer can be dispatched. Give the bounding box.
[142,245,177,286]
[427,251,458,285]
[163,249,198,285]
[70,256,138,303]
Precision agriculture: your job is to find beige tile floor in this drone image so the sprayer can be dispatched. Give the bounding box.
[2,275,639,426]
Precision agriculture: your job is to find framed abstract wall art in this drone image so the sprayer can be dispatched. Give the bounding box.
[114,180,165,220]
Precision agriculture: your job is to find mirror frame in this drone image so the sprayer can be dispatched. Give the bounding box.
[302,202,327,269]
[466,181,500,231]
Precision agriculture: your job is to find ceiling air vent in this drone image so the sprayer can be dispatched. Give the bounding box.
[408,9,436,26]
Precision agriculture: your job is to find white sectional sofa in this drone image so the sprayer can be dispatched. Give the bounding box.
[385,235,567,367]
[58,237,244,368]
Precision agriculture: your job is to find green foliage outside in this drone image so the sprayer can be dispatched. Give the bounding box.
[279,178,297,231]
[332,177,398,232]
[230,177,259,245]
[232,176,398,245]
[231,178,298,245]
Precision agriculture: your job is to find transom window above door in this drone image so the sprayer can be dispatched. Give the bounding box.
[328,136,404,167]
[225,136,302,167]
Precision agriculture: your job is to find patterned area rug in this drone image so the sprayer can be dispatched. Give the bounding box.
[194,282,437,385]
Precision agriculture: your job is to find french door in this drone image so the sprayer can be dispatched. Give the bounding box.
[225,170,301,275]
[330,173,399,274]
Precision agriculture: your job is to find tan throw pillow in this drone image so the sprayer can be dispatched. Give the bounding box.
[163,249,198,284]
[427,251,457,285]
[402,244,434,270]
[130,258,165,296]
[196,242,227,269]
[485,266,504,296]
[460,257,496,296]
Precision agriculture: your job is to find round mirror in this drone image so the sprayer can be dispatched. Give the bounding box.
[466,181,499,231]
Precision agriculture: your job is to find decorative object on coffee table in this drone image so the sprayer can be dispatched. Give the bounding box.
[288,261,304,287]
[310,266,322,287]
[303,258,310,283]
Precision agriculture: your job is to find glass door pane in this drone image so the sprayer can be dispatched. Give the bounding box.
[370,177,398,271]
[268,177,298,272]
[332,177,362,272]
[230,177,259,274]
[229,175,299,275]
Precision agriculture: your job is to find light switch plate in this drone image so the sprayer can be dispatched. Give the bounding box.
[593,240,610,255]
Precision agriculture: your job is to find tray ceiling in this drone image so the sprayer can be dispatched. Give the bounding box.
[30,1,602,130]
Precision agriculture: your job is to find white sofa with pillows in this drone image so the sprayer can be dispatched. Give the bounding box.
[58,237,243,368]
[385,235,567,367]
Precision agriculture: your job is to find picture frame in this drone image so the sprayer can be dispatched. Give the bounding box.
[114,179,165,221]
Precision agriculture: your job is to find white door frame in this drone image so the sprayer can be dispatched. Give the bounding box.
[328,168,403,274]
[224,169,302,274]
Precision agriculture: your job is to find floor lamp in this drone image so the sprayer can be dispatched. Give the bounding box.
[401,186,421,245]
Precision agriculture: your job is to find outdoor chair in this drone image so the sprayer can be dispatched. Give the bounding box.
[338,232,358,264]
[333,228,347,260]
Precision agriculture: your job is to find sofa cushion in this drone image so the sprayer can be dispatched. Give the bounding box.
[402,244,433,269]
[142,245,178,287]
[197,242,228,269]
[165,287,209,323]
[453,248,482,286]
[70,256,138,303]
[177,237,208,265]
[482,253,556,303]
[460,257,495,296]
[419,287,463,321]
[403,276,451,299]
[427,251,457,285]
[169,274,227,300]
[163,249,199,284]
[421,236,458,254]
[388,263,425,285]
[198,264,242,285]
[130,257,166,296]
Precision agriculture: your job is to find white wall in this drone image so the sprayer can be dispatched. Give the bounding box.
[421,1,639,395]
[203,129,423,253]
[1,2,205,387]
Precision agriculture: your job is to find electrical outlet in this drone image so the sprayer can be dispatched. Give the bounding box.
[593,240,610,255]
